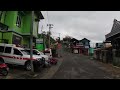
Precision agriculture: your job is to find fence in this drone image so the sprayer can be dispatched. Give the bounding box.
[94,47,113,63]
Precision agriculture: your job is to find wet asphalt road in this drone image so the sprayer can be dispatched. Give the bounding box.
[51,49,115,79]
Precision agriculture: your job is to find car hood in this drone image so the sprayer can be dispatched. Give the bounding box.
[23,55,42,59]
[37,55,49,60]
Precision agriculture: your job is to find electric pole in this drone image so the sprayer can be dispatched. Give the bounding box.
[59,33,60,41]
[42,31,46,53]
[30,11,34,72]
[47,24,53,48]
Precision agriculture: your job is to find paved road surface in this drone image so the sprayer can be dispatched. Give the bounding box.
[52,48,118,79]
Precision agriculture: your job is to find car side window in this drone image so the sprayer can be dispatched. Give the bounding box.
[0,46,5,52]
[33,50,38,55]
[13,48,22,55]
[5,47,12,54]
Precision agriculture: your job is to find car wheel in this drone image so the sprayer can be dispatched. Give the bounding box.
[25,61,32,71]
[1,68,8,76]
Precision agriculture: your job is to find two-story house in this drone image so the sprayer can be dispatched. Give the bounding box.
[79,38,90,48]
[79,38,90,55]
[0,11,44,48]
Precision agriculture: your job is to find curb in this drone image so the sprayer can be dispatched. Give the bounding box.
[40,58,63,79]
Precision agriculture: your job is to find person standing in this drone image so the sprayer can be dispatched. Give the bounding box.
[57,41,62,57]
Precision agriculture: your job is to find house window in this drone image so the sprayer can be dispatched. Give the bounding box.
[0,11,3,21]
[16,14,22,28]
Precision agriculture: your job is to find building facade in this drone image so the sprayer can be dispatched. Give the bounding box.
[79,38,90,55]
[0,11,44,48]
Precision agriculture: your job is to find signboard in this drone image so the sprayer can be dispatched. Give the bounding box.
[104,43,112,48]
[85,46,89,48]
[74,49,79,54]
[36,39,43,44]
[36,44,44,51]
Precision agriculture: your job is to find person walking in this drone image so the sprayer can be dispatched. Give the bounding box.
[57,41,62,57]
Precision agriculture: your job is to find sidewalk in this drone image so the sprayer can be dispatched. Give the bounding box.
[90,58,120,79]
[40,58,63,79]
[0,57,63,79]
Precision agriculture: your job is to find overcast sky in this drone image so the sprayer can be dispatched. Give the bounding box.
[39,11,120,46]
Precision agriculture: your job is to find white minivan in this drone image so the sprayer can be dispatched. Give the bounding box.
[0,43,45,71]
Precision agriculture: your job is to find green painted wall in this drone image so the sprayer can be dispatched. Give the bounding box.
[12,11,23,34]
[4,11,16,29]
[4,11,31,35]
[0,11,40,48]
[22,37,30,48]
[22,12,31,34]
[3,32,12,44]
[1,11,6,23]
[36,44,44,51]
[1,11,39,37]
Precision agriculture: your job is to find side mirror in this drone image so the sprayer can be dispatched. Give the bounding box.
[37,53,40,55]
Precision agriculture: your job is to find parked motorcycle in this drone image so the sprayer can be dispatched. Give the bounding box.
[0,62,9,76]
[49,58,58,65]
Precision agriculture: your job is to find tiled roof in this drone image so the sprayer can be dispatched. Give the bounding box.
[79,38,90,42]
[106,19,120,39]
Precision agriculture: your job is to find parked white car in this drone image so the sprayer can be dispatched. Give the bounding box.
[0,43,45,71]
[44,48,52,58]
[25,49,51,67]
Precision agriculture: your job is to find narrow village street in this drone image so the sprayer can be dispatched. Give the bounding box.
[51,47,120,79]
[1,46,120,79]
[1,11,120,79]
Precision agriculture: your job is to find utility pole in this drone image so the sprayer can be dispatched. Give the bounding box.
[59,33,60,41]
[42,31,46,53]
[30,11,34,73]
[47,24,53,48]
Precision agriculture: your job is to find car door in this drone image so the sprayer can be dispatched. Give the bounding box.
[3,46,13,64]
[13,48,24,65]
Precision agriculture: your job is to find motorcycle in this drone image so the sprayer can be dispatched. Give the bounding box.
[0,62,9,76]
[49,58,58,65]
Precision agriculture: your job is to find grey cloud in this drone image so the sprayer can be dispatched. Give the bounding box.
[39,11,120,43]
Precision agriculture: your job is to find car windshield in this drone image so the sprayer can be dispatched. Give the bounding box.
[25,50,39,55]
[20,50,29,55]
[33,50,40,55]
[39,52,44,55]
